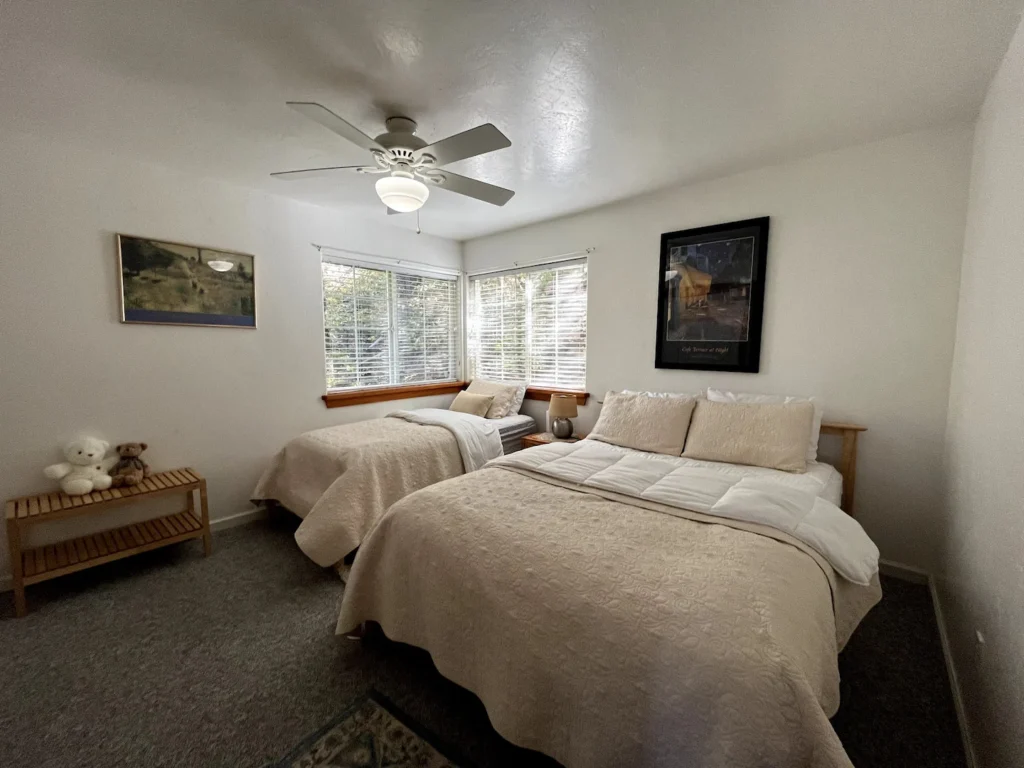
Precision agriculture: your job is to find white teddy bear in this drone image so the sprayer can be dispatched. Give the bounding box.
[44,437,117,495]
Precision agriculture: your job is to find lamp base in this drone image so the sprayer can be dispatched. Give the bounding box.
[551,417,574,439]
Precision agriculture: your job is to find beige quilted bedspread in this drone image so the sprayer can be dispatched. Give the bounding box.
[251,419,463,566]
[338,467,881,768]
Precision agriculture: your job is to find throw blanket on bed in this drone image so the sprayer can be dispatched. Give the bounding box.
[339,459,882,768]
[488,440,879,584]
[387,408,503,471]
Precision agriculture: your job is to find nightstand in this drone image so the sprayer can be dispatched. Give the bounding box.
[521,432,583,449]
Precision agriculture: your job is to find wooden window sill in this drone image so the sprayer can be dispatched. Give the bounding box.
[322,381,468,408]
[323,382,589,408]
[524,387,590,405]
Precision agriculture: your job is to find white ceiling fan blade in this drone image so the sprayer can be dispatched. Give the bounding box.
[434,171,515,206]
[415,124,511,167]
[286,102,382,152]
[270,165,367,180]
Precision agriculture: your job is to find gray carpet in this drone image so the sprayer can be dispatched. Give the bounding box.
[0,516,965,768]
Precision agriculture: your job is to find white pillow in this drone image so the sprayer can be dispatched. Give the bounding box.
[507,381,528,415]
[621,389,701,400]
[706,388,823,462]
[587,391,698,456]
[466,379,521,419]
[683,400,814,472]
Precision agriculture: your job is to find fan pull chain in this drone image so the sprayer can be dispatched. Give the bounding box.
[416,208,421,235]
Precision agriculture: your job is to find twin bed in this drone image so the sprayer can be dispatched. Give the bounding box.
[255,386,880,768]
[252,406,535,566]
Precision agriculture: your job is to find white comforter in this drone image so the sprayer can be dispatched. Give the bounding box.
[388,408,503,471]
[489,440,879,584]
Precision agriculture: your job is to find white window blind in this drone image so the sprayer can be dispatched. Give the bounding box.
[322,259,460,390]
[468,260,587,390]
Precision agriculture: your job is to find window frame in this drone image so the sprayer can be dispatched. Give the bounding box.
[467,258,589,393]
[320,253,463,400]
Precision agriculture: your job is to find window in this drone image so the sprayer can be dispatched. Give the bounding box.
[468,260,587,390]
[322,258,460,391]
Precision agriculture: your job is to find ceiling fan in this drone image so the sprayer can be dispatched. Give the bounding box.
[272,102,515,214]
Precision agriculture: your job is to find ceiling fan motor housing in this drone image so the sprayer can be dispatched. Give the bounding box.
[375,117,427,154]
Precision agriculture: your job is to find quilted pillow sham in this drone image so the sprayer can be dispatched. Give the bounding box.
[682,399,814,472]
[705,388,823,462]
[587,391,697,456]
[466,379,524,419]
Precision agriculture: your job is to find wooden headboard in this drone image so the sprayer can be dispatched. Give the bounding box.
[819,422,867,515]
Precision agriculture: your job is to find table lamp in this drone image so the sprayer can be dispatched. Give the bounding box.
[549,394,578,439]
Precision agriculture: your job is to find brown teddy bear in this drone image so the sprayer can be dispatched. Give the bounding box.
[110,442,151,487]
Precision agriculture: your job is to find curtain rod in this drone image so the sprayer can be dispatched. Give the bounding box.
[465,247,595,278]
[312,243,462,276]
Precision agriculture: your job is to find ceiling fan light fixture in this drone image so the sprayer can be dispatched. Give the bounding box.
[375,175,429,212]
[275,104,513,206]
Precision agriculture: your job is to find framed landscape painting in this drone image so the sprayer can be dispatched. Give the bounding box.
[655,217,769,372]
[117,234,256,328]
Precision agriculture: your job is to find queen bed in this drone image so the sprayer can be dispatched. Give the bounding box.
[336,391,881,768]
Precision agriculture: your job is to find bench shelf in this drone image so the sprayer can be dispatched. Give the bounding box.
[5,467,211,617]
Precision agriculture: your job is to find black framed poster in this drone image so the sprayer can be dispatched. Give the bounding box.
[655,217,769,372]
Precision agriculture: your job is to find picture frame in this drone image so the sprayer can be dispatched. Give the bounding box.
[655,217,769,372]
[117,234,257,328]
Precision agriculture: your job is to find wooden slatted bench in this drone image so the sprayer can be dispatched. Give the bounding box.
[5,468,210,617]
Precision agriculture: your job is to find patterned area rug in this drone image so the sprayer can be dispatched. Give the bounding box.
[270,691,466,768]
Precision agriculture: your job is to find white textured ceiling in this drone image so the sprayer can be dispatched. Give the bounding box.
[2,0,1021,240]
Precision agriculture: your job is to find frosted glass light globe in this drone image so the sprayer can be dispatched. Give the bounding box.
[375,175,429,213]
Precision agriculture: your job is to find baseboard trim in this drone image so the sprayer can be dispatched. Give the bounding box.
[209,505,267,532]
[929,579,978,768]
[842,559,976,765]
[878,558,931,584]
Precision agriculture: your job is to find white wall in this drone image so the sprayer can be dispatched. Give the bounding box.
[0,133,461,577]
[939,17,1024,768]
[465,126,973,572]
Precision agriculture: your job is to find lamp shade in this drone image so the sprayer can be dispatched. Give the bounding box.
[549,393,578,419]
[375,175,430,212]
